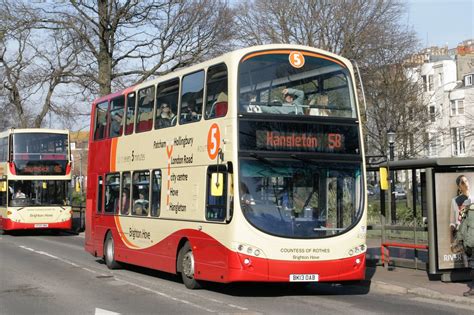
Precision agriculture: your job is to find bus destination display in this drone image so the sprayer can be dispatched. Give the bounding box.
[239,120,359,154]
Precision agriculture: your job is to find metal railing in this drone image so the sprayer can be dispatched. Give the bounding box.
[368,219,429,270]
[71,204,85,233]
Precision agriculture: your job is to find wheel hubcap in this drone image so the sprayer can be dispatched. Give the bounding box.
[106,239,113,262]
[182,250,195,278]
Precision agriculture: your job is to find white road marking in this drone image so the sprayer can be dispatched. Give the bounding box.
[114,278,217,313]
[95,308,121,315]
[16,244,251,313]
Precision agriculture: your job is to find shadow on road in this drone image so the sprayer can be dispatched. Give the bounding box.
[5,229,76,237]
[96,259,372,296]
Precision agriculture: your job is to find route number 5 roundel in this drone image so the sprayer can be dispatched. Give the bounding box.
[289,51,305,68]
[207,123,221,160]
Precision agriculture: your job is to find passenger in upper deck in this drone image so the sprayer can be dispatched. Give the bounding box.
[181,100,200,123]
[282,88,305,115]
[156,103,176,128]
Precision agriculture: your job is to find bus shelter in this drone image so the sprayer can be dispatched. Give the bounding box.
[368,157,474,281]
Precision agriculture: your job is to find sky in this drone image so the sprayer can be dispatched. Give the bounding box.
[404,0,474,48]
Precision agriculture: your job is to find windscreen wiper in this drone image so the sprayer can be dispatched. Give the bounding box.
[290,154,317,165]
[249,152,276,165]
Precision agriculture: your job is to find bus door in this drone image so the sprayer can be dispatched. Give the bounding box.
[0,179,7,229]
[93,175,104,245]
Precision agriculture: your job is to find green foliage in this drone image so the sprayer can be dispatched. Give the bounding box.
[71,191,86,206]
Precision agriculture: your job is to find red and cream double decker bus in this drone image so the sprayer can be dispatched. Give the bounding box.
[85,45,367,289]
[0,128,72,233]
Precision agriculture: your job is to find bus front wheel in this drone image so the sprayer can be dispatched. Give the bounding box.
[104,232,121,270]
[178,242,202,289]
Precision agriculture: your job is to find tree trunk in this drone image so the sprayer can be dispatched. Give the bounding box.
[98,0,112,96]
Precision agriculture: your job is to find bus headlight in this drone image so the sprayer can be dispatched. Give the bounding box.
[348,244,366,256]
[233,243,265,258]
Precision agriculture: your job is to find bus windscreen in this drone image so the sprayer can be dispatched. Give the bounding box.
[12,133,69,175]
[239,51,356,118]
[8,180,69,207]
[239,159,363,238]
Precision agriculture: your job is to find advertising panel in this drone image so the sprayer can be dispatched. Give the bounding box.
[435,172,474,270]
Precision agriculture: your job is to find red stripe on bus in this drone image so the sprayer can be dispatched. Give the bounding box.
[114,216,139,249]
[1,218,72,231]
[104,228,365,283]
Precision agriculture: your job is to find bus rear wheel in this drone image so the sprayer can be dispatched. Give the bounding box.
[178,242,202,289]
[104,232,121,270]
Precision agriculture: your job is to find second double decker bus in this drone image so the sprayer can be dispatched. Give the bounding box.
[85,44,367,289]
[0,129,72,233]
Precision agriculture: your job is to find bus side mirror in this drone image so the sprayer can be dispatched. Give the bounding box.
[211,173,223,197]
[379,167,388,190]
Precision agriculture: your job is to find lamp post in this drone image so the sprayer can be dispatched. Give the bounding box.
[387,128,396,223]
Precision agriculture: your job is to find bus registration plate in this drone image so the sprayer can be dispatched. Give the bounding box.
[34,224,48,228]
[289,274,319,282]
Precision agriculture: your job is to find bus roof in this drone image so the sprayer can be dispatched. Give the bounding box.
[0,128,70,138]
[91,44,353,104]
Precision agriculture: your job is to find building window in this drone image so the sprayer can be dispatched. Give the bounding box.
[429,105,436,122]
[423,75,434,92]
[451,127,466,156]
[428,133,439,156]
[438,73,443,87]
[450,99,464,116]
[465,74,473,86]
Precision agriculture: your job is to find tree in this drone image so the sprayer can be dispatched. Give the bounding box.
[233,0,424,159]
[0,1,84,128]
[39,0,234,96]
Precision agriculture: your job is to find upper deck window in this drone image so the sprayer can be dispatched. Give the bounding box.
[0,137,8,162]
[239,51,356,118]
[108,96,125,138]
[13,133,68,159]
[136,86,155,133]
[124,92,136,135]
[180,71,204,124]
[94,101,108,140]
[155,79,179,129]
[205,64,228,119]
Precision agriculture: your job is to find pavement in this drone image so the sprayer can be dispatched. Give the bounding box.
[365,239,474,306]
